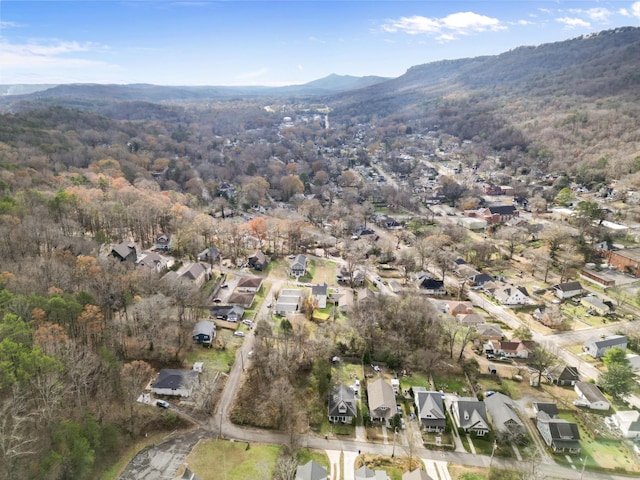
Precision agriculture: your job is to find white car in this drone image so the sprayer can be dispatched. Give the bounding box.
[242,319,254,327]
[233,331,245,338]
[156,400,170,409]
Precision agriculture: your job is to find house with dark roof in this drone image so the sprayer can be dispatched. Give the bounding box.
[574,382,610,411]
[583,335,627,359]
[532,402,559,417]
[413,387,446,432]
[536,409,580,454]
[484,393,524,439]
[192,320,216,345]
[136,251,173,273]
[544,365,579,386]
[112,241,137,262]
[468,205,519,225]
[247,251,268,271]
[418,278,446,295]
[291,254,308,277]
[312,284,328,309]
[328,385,357,424]
[169,262,211,287]
[295,460,328,480]
[553,281,583,299]
[152,369,199,397]
[450,397,490,436]
[469,273,494,288]
[209,305,245,322]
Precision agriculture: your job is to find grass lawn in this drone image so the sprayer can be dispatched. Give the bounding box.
[432,373,470,395]
[185,343,236,373]
[358,454,421,480]
[297,449,330,470]
[183,439,281,480]
[399,373,431,392]
[333,362,363,386]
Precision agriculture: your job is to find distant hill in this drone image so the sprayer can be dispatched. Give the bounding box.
[0,84,58,96]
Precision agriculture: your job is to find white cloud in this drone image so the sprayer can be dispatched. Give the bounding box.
[0,21,23,28]
[236,67,268,80]
[632,2,640,18]
[298,64,303,71]
[568,7,612,22]
[382,11,504,41]
[516,20,534,26]
[0,40,108,67]
[556,17,591,28]
[308,36,326,44]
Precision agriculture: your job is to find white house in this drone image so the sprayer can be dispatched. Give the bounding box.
[553,281,583,299]
[311,284,328,309]
[583,335,627,359]
[574,381,610,411]
[493,285,529,305]
[275,289,303,316]
[152,369,199,397]
[611,410,640,439]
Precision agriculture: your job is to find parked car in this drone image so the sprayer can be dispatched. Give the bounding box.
[233,331,245,337]
[213,298,222,303]
[156,400,170,409]
[484,391,496,398]
[220,284,228,288]
[242,319,254,327]
[396,405,403,416]
[371,364,381,372]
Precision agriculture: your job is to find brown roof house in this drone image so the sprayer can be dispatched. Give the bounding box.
[367,378,396,424]
[236,276,263,293]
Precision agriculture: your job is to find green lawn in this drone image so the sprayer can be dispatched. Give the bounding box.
[185,343,236,373]
[432,374,470,395]
[297,449,330,470]
[184,439,281,480]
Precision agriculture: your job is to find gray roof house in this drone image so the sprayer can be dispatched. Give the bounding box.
[248,250,268,271]
[574,382,610,411]
[192,320,216,344]
[544,365,579,386]
[484,392,525,439]
[328,385,357,424]
[536,409,580,454]
[198,246,220,263]
[275,289,303,316]
[367,378,396,423]
[493,285,530,305]
[413,387,446,432]
[355,465,389,480]
[136,251,173,273]
[583,335,627,359]
[152,369,199,397]
[112,241,137,262]
[451,397,490,436]
[402,470,434,480]
[611,410,640,439]
[553,281,583,299]
[291,254,308,277]
[296,460,328,480]
[312,284,328,309]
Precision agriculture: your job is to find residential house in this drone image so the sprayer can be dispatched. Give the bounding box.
[468,205,519,225]
[493,285,530,305]
[475,323,503,342]
[532,402,559,418]
[192,320,216,345]
[112,241,137,262]
[580,296,612,316]
[583,335,627,359]
[574,382,610,411]
[209,305,245,322]
[490,339,531,359]
[236,276,263,293]
[457,216,488,231]
[154,233,172,251]
[328,385,357,424]
[418,278,446,295]
[544,365,580,386]
[312,284,328,309]
[532,307,564,328]
[469,273,494,288]
[136,251,173,273]
[247,251,268,271]
[402,470,434,480]
[337,266,365,286]
[291,254,308,277]
[367,378,396,423]
[536,409,581,454]
[457,313,486,327]
[197,246,220,263]
[275,289,302,316]
[484,393,525,439]
[296,460,328,480]
[337,290,354,313]
[553,281,583,299]
[355,466,389,480]
[626,354,640,371]
[450,397,490,436]
[446,301,474,316]
[226,292,255,308]
[388,280,402,293]
[413,387,446,432]
[357,288,377,307]
[171,262,211,287]
[611,410,640,439]
[152,369,199,397]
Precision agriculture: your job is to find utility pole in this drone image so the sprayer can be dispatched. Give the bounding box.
[219,409,224,439]
[580,456,587,480]
[489,440,497,469]
[392,427,398,457]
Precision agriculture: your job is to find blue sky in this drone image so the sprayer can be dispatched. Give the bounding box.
[2,1,640,85]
